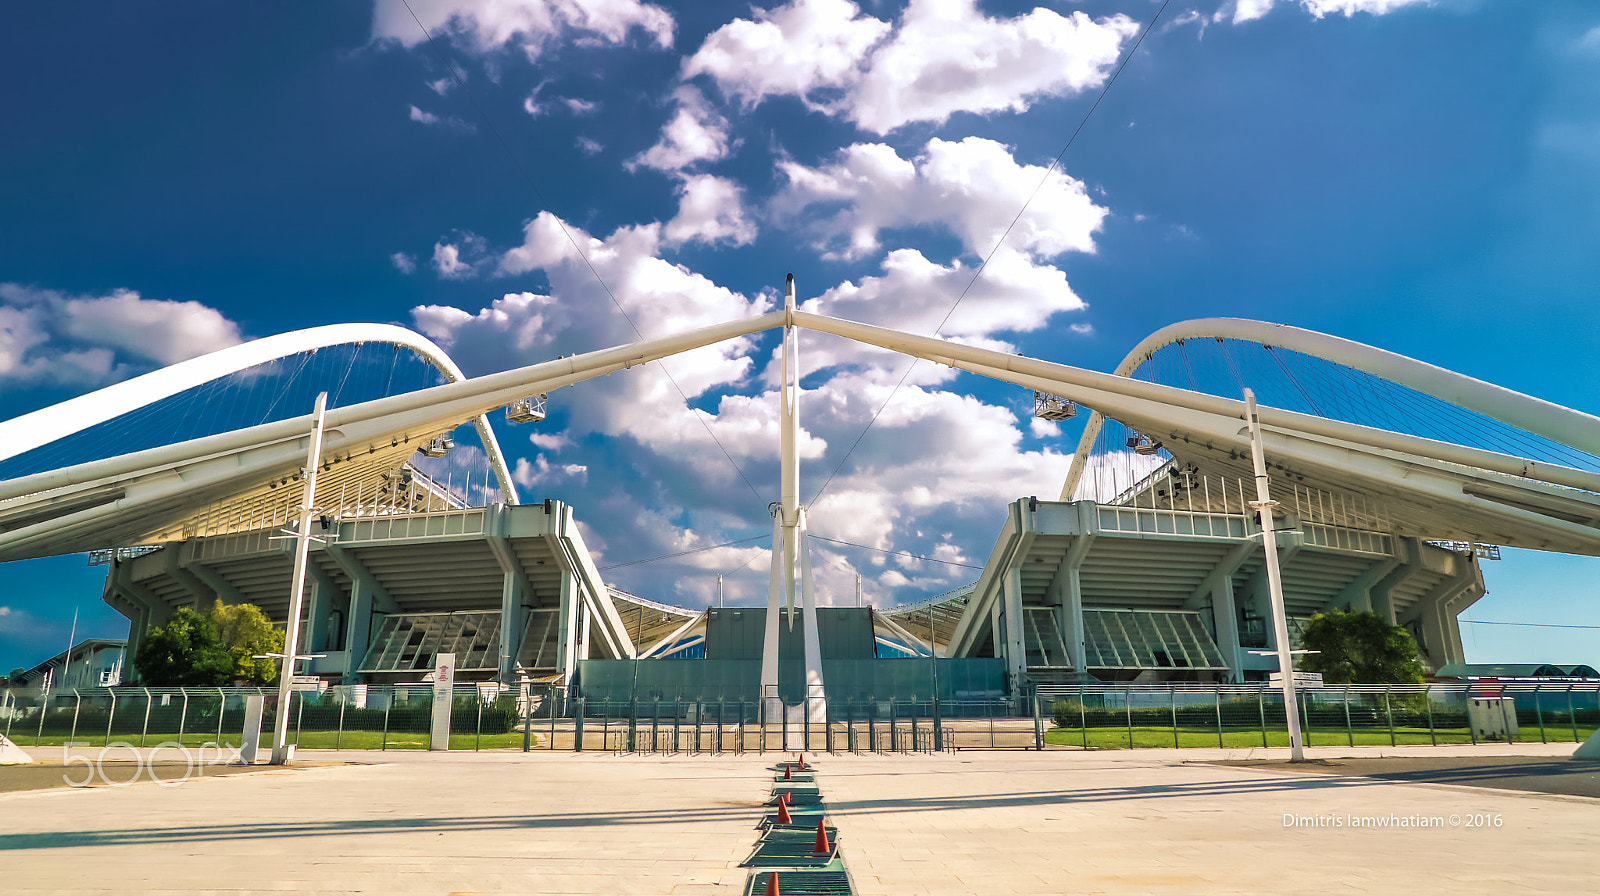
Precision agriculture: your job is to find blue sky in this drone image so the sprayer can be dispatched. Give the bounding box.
[3,0,1599,673]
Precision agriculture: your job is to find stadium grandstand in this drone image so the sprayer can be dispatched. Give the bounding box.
[5,292,1600,706]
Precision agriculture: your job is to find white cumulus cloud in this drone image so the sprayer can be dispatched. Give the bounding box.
[664,174,757,247]
[684,0,1136,134]
[775,136,1109,264]
[847,0,1138,134]
[0,283,243,387]
[684,0,891,110]
[1227,0,1433,24]
[372,0,674,58]
[628,88,734,173]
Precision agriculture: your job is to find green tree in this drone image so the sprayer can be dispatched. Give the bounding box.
[132,608,233,686]
[1298,610,1425,685]
[210,603,284,686]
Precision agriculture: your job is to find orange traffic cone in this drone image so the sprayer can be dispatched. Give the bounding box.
[813,817,831,854]
[784,765,792,780]
[797,754,806,770]
[776,796,792,824]
[763,872,780,896]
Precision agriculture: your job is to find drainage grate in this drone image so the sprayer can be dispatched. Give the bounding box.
[743,871,854,896]
[762,822,838,839]
[761,808,825,830]
[769,785,823,806]
[742,831,840,868]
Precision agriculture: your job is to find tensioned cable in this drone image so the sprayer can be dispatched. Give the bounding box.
[597,534,768,571]
[400,1,764,502]
[718,540,775,577]
[1459,620,1600,630]
[808,534,983,570]
[806,0,1174,510]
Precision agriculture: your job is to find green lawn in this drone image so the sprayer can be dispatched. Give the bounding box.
[1043,725,1597,749]
[7,730,536,751]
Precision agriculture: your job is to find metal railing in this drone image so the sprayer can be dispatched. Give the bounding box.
[1038,682,1600,750]
[7,681,1591,754]
[0,684,534,752]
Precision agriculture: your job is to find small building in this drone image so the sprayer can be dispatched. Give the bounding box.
[1434,662,1599,680]
[9,638,126,692]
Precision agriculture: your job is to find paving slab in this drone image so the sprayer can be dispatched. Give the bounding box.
[815,746,1598,896]
[0,750,772,895]
[0,743,1594,894]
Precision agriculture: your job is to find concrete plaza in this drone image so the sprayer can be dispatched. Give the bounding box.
[0,742,1595,895]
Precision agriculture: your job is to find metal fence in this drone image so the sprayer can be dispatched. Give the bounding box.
[0,684,537,752]
[1038,682,1600,750]
[4,681,1594,754]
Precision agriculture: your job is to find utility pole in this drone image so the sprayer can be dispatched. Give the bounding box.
[63,607,78,691]
[717,574,723,609]
[1245,388,1306,762]
[271,392,328,766]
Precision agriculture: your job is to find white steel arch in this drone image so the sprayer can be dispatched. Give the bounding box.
[1060,318,1600,501]
[0,323,521,505]
[5,308,1600,562]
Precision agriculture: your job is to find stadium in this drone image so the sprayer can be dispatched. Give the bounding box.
[7,277,1600,720]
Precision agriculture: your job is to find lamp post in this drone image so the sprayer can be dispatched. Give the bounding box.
[1243,388,1306,761]
[270,392,329,765]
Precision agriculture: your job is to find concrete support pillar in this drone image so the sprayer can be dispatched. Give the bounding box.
[188,562,248,607]
[1048,501,1097,675]
[305,562,337,654]
[1247,568,1275,651]
[1210,576,1243,683]
[326,546,399,683]
[1418,595,1456,668]
[1240,531,1302,650]
[165,547,217,612]
[108,561,168,684]
[1328,556,1400,616]
[1437,597,1468,667]
[576,597,590,662]
[1407,553,1479,671]
[1370,538,1421,626]
[1061,565,1086,674]
[499,569,525,685]
[1001,565,1026,689]
[555,569,580,683]
[342,578,375,682]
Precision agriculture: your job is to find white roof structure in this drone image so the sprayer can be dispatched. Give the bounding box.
[4,309,1600,632]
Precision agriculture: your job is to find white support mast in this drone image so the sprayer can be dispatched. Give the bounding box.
[760,274,827,724]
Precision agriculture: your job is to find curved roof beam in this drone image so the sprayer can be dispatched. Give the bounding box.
[0,323,522,505]
[792,311,1600,555]
[9,309,1600,560]
[0,311,786,560]
[1061,318,1600,500]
